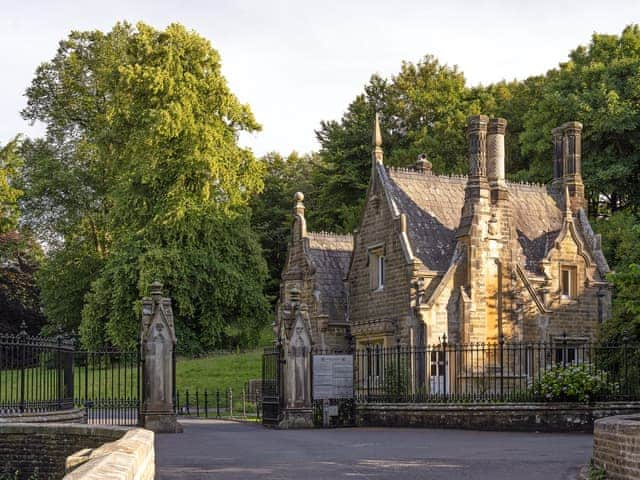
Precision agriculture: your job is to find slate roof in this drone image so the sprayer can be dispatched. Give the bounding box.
[382,165,565,275]
[307,232,353,322]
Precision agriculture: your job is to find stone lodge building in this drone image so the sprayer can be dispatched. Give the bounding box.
[276,114,611,360]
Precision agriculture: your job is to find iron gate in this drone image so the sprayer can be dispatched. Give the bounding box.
[74,346,142,425]
[261,346,281,426]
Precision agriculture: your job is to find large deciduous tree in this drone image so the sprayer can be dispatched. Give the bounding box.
[21,22,269,351]
[519,25,640,212]
[312,56,483,232]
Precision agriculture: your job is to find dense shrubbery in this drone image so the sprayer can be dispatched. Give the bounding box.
[532,364,619,403]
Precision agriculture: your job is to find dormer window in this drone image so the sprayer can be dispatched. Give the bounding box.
[368,245,385,291]
[560,266,577,299]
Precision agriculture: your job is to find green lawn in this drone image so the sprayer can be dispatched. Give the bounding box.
[176,349,262,394]
[1,349,265,416]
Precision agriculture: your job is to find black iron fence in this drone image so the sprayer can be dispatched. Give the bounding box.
[73,347,141,425]
[355,337,640,403]
[0,327,141,424]
[261,346,281,425]
[174,385,261,420]
[0,329,74,414]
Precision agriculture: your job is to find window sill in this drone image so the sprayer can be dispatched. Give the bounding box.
[560,295,578,305]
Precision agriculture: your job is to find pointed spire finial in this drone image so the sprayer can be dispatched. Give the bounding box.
[372,112,384,164]
[564,185,573,220]
[374,112,382,148]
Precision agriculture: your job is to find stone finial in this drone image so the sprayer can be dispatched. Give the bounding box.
[467,115,489,178]
[372,112,384,164]
[415,153,432,174]
[294,191,305,215]
[150,281,163,299]
[292,192,307,240]
[293,191,305,217]
[564,185,573,220]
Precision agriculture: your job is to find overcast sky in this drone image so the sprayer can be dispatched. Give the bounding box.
[1,0,639,156]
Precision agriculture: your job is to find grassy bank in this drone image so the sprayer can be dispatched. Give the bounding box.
[176,349,262,395]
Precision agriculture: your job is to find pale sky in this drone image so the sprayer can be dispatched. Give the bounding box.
[1,0,639,156]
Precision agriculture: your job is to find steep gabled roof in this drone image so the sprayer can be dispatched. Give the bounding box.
[381,165,567,275]
[306,232,353,322]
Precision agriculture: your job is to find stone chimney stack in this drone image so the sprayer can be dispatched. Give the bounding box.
[552,122,585,213]
[487,118,507,203]
[458,115,490,237]
[467,115,489,179]
[551,126,564,187]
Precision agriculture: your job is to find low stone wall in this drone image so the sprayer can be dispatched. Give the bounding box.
[65,428,154,480]
[0,408,86,424]
[0,423,141,480]
[356,402,640,432]
[592,414,640,479]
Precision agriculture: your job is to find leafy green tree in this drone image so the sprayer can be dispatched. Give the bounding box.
[250,152,319,303]
[519,25,640,211]
[595,212,640,343]
[313,56,485,232]
[0,232,45,335]
[0,138,23,234]
[21,22,269,350]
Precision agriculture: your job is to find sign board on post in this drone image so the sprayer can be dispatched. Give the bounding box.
[312,355,353,400]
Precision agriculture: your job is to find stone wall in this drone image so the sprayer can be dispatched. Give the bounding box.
[0,408,85,424]
[356,402,640,432]
[65,428,154,480]
[350,169,413,345]
[592,414,640,479]
[0,423,148,480]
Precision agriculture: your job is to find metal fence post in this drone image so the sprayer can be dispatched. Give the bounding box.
[18,322,27,413]
[442,334,448,399]
[499,334,504,402]
[216,389,220,418]
[242,387,246,418]
[395,340,401,402]
[229,388,233,418]
[623,334,629,396]
[57,334,63,410]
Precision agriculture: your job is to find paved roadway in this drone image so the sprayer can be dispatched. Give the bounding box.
[155,419,592,480]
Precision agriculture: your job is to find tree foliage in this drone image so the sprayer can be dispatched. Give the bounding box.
[0,138,23,234]
[312,56,490,232]
[250,152,319,303]
[519,25,640,211]
[21,22,269,350]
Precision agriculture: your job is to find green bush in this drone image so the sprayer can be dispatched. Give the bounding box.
[532,364,619,403]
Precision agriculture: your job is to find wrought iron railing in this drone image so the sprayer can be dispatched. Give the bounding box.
[73,347,141,425]
[174,385,261,420]
[354,336,640,403]
[0,325,74,414]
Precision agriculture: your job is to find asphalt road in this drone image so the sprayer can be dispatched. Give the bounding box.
[155,419,592,480]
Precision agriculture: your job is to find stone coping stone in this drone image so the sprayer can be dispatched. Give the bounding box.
[0,421,128,436]
[64,427,155,480]
[0,407,86,423]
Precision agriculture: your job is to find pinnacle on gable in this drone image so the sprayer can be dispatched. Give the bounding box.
[372,112,384,164]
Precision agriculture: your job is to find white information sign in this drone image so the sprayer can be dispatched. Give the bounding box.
[313,355,353,400]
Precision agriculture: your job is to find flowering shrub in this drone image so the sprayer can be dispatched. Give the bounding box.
[532,364,619,403]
